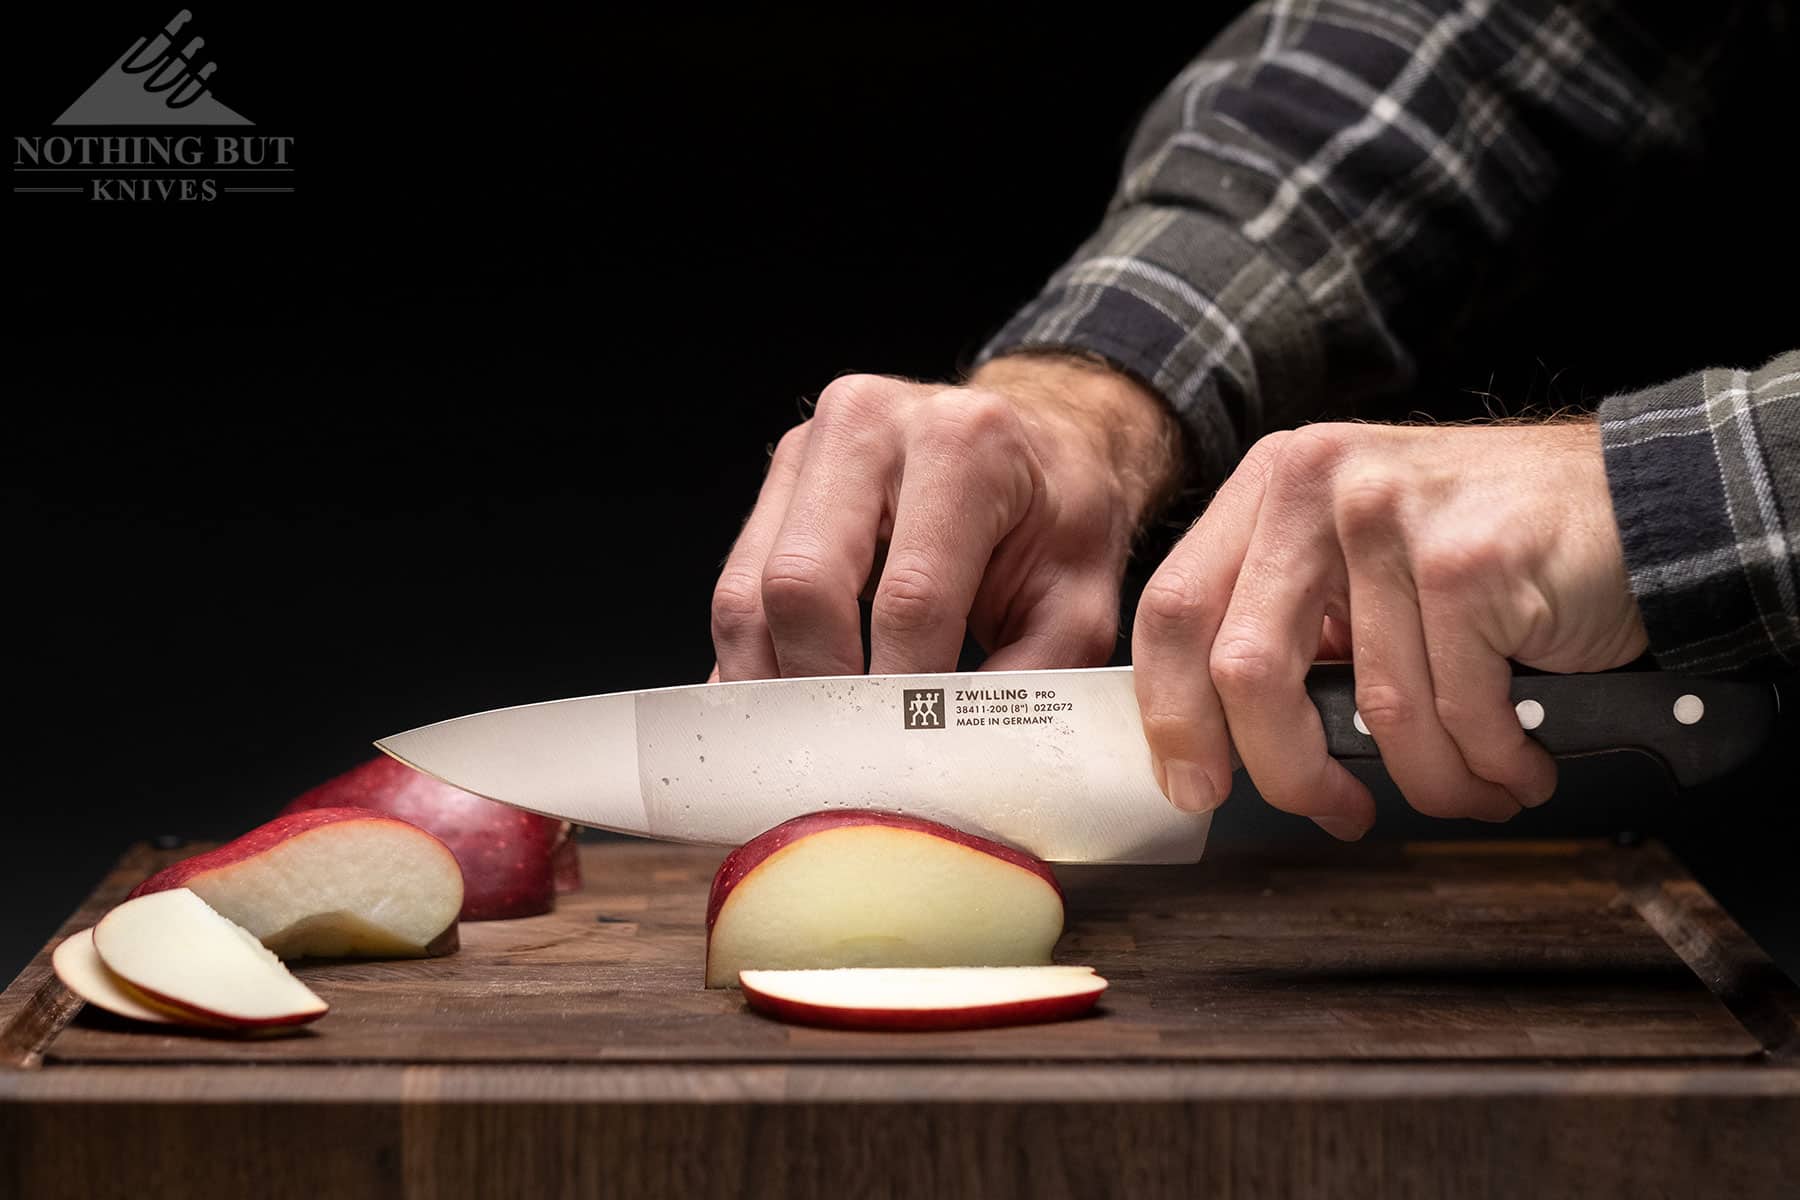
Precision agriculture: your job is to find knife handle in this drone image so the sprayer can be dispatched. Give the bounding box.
[1307,664,1778,788]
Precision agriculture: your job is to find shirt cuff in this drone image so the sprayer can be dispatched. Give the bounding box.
[973,205,1342,493]
[1599,351,1800,676]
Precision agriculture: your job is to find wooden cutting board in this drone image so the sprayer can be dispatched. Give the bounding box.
[4,837,1797,1198]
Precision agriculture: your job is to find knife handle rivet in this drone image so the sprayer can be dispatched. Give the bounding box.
[1673,694,1705,725]
[1515,699,1545,731]
[1352,710,1370,736]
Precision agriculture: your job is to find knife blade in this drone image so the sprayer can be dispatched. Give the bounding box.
[375,665,1777,864]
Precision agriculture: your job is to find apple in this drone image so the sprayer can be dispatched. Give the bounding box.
[704,810,1065,989]
[738,966,1108,1030]
[53,927,233,1028]
[129,808,463,959]
[92,888,329,1028]
[283,755,579,920]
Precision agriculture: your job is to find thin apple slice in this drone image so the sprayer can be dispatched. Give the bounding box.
[705,810,1065,988]
[92,889,328,1028]
[739,966,1107,1030]
[52,928,232,1028]
[129,808,463,959]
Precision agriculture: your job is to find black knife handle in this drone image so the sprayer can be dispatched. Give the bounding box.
[1307,664,1778,788]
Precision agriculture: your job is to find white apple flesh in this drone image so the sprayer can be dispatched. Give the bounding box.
[129,808,463,959]
[282,755,579,920]
[52,928,232,1028]
[705,811,1065,989]
[92,889,328,1028]
[738,966,1107,1030]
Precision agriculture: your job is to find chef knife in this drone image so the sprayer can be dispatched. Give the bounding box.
[375,666,1776,865]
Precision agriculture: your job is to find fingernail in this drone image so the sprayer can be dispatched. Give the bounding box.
[1316,816,1370,842]
[1164,760,1219,814]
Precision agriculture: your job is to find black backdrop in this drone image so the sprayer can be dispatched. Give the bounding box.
[7,5,1796,985]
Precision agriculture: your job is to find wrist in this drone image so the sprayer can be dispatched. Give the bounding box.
[967,351,1184,526]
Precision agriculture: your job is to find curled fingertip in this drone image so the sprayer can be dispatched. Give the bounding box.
[1315,816,1371,842]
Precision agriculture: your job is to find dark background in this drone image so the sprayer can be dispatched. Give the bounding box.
[5,5,1796,985]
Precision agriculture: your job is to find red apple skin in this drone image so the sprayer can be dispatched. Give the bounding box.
[739,980,1103,1032]
[129,809,463,956]
[705,809,1062,934]
[282,755,577,920]
[126,979,329,1031]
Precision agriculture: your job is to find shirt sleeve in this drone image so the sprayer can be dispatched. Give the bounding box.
[974,1,1776,490]
[1600,351,1800,676]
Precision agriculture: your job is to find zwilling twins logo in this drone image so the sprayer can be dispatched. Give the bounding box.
[13,10,294,201]
[903,689,945,730]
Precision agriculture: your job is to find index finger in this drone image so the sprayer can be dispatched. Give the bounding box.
[1131,437,1283,815]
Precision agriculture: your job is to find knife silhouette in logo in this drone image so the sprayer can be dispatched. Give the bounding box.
[54,9,252,126]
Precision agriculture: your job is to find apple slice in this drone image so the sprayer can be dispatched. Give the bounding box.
[53,928,233,1028]
[92,889,328,1028]
[282,755,578,920]
[739,966,1107,1030]
[705,810,1065,989]
[129,808,463,959]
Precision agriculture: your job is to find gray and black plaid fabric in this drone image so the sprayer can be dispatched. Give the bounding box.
[1602,353,1800,677]
[975,0,1796,673]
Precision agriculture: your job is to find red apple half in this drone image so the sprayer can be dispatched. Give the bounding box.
[704,810,1065,989]
[739,966,1107,1031]
[130,808,464,959]
[92,889,329,1028]
[53,928,233,1029]
[283,755,579,920]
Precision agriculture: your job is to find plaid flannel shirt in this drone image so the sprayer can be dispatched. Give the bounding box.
[975,0,1797,675]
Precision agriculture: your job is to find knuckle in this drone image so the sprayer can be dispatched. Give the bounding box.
[1240,430,1292,475]
[1138,571,1208,635]
[760,551,835,620]
[1509,582,1556,645]
[709,572,764,636]
[1430,689,1485,734]
[957,389,1022,442]
[1209,636,1280,696]
[871,561,946,634]
[772,423,811,461]
[1333,466,1406,540]
[1138,707,1201,755]
[921,389,1025,457]
[814,373,897,425]
[1256,425,1347,506]
[1272,424,1349,481]
[1412,537,1498,597]
[1355,680,1421,732]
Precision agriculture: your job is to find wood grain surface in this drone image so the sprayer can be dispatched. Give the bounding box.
[4,838,1798,1198]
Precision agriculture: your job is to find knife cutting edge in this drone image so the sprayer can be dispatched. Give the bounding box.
[375,666,1778,865]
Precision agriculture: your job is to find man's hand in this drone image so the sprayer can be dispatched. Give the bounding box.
[1132,421,1648,838]
[711,355,1180,680]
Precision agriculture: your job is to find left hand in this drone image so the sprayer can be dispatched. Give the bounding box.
[1132,420,1649,839]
